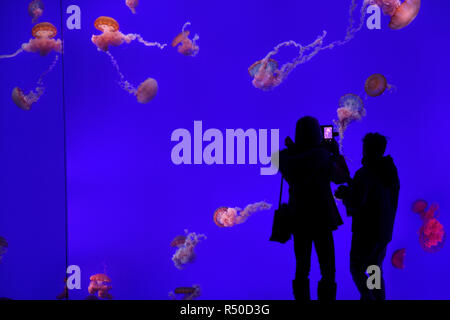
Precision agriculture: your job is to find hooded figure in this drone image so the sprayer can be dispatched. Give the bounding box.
[335,133,400,300]
[279,116,350,301]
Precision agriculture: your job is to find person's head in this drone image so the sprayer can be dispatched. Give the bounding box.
[363,133,387,159]
[295,116,323,151]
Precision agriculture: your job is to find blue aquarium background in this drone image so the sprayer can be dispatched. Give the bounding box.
[1,0,449,300]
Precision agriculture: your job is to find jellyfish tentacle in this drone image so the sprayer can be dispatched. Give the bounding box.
[125,33,167,50]
[104,51,137,95]
[0,48,25,59]
[250,0,370,90]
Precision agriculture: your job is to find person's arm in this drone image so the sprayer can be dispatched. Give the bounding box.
[331,154,350,184]
[342,170,368,217]
[278,136,299,183]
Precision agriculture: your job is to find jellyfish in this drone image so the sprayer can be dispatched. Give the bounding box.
[419,218,445,253]
[88,274,113,299]
[364,73,394,97]
[105,51,159,103]
[29,0,44,23]
[412,200,439,221]
[171,230,206,270]
[11,54,59,110]
[169,285,201,300]
[248,59,282,91]
[249,0,370,90]
[91,16,166,52]
[412,199,428,217]
[334,94,366,152]
[0,22,62,60]
[213,201,272,228]
[136,78,158,103]
[92,17,165,103]
[172,22,199,57]
[0,236,8,262]
[367,0,421,30]
[126,0,139,14]
[23,22,62,56]
[391,248,406,269]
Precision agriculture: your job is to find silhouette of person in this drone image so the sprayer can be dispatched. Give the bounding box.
[335,133,400,300]
[279,116,350,301]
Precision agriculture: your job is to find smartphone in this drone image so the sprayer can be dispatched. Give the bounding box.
[322,125,334,140]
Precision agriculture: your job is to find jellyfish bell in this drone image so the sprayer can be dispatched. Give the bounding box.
[339,93,364,113]
[365,73,388,97]
[172,31,190,48]
[136,78,158,103]
[32,22,57,39]
[213,207,228,227]
[248,59,279,78]
[389,0,421,30]
[391,248,406,269]
[170,235,187,248]
[250,59,282,91]
[12,87,33,111]
[412,199,428,215]
[171,285,201,300]
[172,23,199,57]
[90,273,111,283]
[94,16,120,33]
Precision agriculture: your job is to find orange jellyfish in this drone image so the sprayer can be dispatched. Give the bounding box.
[11,53,59,111]
[172,22,199,57]
[92,16,166,52]
[213,201,272,228]
[126,0,139,14]
[391,248,406,269]
[213,207,228,228]
[29,0,44,23]
[0,236,8,262]
[1,22,61,111]
[0,22,61,60]
[23,22,62,56]
[368,0,421,30]
[169,285,201,300]
[88,274,113,300]
[136,78,158,103]
[92,17,127,52]
[92,17,165,103]
[104,51,159,104]
[365,73,392,97]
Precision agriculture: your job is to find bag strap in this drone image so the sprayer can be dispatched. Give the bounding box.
[278,175,283,208]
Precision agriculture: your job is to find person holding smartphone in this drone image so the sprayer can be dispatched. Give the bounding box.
[278,116,350,301]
